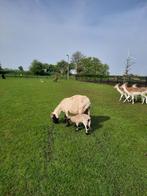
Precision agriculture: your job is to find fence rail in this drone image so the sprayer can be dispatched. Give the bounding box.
[75,74,147,85]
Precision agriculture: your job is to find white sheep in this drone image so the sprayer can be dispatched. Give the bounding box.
[67,114,91,135]
[51,95,91,124]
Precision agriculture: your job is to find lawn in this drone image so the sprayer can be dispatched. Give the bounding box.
[0,78,147,196]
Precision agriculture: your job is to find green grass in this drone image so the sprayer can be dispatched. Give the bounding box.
[0,78,147,196]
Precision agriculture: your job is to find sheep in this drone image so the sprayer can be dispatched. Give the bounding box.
[67,114,91,135]
[51,95,91,124]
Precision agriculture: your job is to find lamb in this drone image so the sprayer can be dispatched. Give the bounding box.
[51,95,91,123]
[67,114,91,135]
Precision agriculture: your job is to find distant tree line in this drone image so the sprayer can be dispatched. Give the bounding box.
[29,51,109,76]
[0,51,109,76]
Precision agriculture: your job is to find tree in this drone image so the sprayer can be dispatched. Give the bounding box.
[56,60,68,75]
[124,50,135,76]
[79,57,109,75]
[18,66,24,72]
[124,56,135,76]
[71,51,85,73]
[0,65,3,75]
[99,64,109,75]
[29,60,45,75]
[44,64,56,75]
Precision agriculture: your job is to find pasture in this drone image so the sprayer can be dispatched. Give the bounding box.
[0,78,147,196]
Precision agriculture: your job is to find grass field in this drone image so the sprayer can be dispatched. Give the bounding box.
[0,78,147,196]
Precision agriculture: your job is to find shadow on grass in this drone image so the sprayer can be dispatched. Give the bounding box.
[52,115,110,134]
[91,115,110,133]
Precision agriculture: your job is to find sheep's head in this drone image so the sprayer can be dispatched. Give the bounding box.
[51,113,59,123]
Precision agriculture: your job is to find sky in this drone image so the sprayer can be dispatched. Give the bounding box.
[0,0,147,75]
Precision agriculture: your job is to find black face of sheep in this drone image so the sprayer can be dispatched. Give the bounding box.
[51,114,59,124]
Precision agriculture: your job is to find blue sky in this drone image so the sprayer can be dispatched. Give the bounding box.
[0,0,147,75]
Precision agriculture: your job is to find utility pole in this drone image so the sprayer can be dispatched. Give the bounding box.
[66,54,69,80]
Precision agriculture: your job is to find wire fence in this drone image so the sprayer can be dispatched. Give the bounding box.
[2,74,147,86]
[75,74,147,85]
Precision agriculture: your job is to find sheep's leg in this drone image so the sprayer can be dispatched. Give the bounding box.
[83,121,89,135]
[83,107,90,116]
[82,105,91,116]
[88,108,90,116]
[75,123,79,131]
[85,125,89,135]
[64,111,69,124]
[88,119,91,129]
[88,107,91,115]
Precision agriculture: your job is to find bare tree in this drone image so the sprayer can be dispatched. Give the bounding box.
[124,50,135,76]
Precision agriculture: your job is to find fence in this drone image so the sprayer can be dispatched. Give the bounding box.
[2,74,147,85]
[75,74,147,85]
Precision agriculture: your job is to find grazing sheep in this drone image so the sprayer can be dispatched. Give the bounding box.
[51,95,91,124]
[67,114,91,135]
